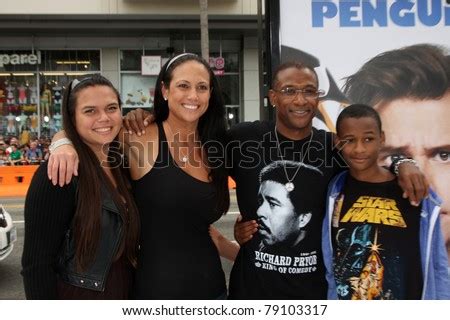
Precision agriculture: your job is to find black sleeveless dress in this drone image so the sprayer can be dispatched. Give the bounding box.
[132,122,226,299]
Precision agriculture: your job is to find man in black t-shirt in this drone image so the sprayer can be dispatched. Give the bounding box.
[227,118,340,299]
[227,62,349,299]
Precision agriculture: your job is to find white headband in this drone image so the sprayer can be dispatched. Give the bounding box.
[70,77,93,91]
[165,53,198,71]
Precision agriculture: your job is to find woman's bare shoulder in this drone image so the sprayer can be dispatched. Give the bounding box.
[126,122,160,180]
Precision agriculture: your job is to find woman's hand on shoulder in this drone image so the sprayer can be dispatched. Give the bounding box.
[47,143,79,187]
[123,108,154,136]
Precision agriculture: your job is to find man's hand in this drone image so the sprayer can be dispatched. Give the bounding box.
[47,144,79,187]
[123,108,153,136]
[234,215,258,245]
[397,162,429,206]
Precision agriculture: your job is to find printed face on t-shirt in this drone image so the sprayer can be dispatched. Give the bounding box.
[257,180,311,248]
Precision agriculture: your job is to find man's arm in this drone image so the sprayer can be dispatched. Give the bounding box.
[123,108,153,135]
[390,157,428,206]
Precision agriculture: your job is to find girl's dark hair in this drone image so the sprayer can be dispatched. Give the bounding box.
[153,54,230,214]
[62,74,140,270]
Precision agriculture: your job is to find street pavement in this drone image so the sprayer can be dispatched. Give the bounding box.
[0,191,240,300]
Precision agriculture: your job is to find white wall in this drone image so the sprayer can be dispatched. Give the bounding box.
[242,36,260,121]
[101,48,120,88]
[2,0,259,15]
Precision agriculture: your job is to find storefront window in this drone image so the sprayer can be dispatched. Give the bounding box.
[40,50,100,72]
[0,49,100,139]
[121,74,157,112]
[216,74,239,106]
[210,52,241,126]
[38,74,99,137]
[216,74,240,127]
[1,74,38,140]
[120,50,168,114]
[38,50,100,137]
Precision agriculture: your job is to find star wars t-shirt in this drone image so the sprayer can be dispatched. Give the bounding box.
[227,121,346,299]
[331,175,423,300]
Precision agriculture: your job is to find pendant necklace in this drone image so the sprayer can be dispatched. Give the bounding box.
[165,121,200,163]
[274,126,314,192]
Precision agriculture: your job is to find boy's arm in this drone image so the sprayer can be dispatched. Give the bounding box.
[430,211,450,299]
[322,214,337,299]
[322,174,342,300]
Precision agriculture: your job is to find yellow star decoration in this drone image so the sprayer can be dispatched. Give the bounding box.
[370,242,382,253]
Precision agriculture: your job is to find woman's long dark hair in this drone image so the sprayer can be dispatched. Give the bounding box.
[62,74,140,270]
[154,54,230,215]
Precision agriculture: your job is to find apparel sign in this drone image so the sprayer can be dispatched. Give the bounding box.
[0,51,42,68]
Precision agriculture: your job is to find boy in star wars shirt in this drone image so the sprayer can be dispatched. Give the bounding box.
[322,104,450,299]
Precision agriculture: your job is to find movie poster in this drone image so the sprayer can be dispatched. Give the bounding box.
[271,0,450,267]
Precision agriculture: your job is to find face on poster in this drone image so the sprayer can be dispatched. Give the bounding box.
[276,0,450,257]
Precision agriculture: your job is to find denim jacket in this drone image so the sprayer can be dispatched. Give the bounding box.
[322,171,450,300]
[57,186,123,292]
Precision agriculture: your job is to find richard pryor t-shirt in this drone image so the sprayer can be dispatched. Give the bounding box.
[227,121,345,299]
